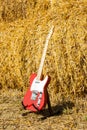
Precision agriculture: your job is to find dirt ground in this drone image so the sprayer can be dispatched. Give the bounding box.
[0,89,87,130]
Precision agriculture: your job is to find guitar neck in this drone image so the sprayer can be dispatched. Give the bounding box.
[37,25,54,80]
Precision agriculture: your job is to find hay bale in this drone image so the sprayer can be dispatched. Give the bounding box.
[0,0,87,101]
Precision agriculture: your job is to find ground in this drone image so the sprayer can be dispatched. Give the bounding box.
[0,89,87,130]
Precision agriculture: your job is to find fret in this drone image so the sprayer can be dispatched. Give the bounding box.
[37,25,54,80]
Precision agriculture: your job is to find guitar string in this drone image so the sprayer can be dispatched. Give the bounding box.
[37,25,54,80]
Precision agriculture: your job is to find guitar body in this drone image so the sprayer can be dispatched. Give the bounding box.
[22,73,51,112]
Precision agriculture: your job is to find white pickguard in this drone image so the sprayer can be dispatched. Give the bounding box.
[30,76,49,92]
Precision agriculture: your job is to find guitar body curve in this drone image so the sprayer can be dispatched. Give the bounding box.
[22,73,51,112]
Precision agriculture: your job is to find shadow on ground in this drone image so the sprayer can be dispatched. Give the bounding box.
[22,101,74,120]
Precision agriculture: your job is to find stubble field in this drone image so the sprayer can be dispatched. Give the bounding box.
[0,0,87,129]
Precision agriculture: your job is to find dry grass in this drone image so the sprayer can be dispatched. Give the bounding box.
[0,89,87,130]
[0,0,87,103]
[0,1,87,129]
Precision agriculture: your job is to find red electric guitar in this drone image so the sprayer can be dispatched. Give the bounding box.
[22,25,54,112]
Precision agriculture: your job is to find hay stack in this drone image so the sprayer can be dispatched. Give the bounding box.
[0,0,87,101]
